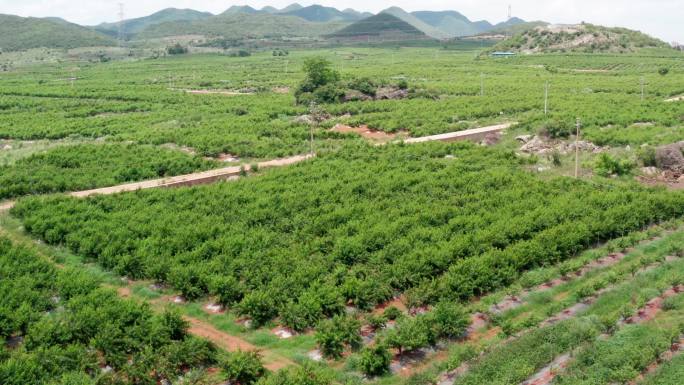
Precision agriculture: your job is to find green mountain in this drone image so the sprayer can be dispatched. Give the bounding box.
[279,3,304,13]
[94,8,212,37]
[283,5,363,22]
[490,23,669,54]
[221,5,261,15]
[380,7,450,39]
[139,13,347,39]
[261,6,279,13]
[412,10,489,37]
[0,14,116,51]
[343,9,374,19]
[327,13,429,40]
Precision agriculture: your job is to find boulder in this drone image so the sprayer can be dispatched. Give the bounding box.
[655,141,684,174]
[640,167,659,176]
[375,87,408,100]
[343,89,372,102]
[520,136,549,153]
[515,135,533,144]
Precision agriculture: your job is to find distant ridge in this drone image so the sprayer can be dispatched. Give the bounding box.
[0,14,116,51]
[380,7,448,39]
[140,13,346,40]
[327,13,429,41]
[0,4,560,47]
[412,10,492,37]
[283,4,365,22]
[94,8,212,37]
[221,5,261,15]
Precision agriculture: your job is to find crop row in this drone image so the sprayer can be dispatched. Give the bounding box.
[12,142,684,330]
[2,49,682,160]
[0,236,217,385]
[0,143,218,200]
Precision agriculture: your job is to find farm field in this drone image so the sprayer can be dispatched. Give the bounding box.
[1,39,684,385]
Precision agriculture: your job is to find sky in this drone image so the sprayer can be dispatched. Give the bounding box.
[0,0,681,43]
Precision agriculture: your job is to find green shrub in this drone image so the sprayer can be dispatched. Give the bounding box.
[539,118,574,138]
[594,153,635,177]
[637,146,657,167]
[383,306,403,321]
[315,315,361,359]
[359,343,392,376]
[167,43,188,55]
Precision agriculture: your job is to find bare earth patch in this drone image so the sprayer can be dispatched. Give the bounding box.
[331,124,407,143]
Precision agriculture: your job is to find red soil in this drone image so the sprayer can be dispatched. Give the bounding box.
[331,124,406,142]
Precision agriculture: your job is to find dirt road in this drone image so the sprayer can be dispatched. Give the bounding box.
[403,123,515,144]
[185,316,294,371]
[0,201,13,211]
[69,154,313,198]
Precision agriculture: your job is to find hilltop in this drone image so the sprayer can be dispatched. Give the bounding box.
[411,10,492,37]
[94,8,212,38]
[283,4,368,22]
[327,13,429,41]
[491,23,669,54]
[0,14,116,51]
[139,13,346,40]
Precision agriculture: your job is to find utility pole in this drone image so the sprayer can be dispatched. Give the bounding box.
[575,117,581,179]
[480,73,484,97]
[308,102,320,156]
[544,81,549,115]
[640,76,645,101]
[117,3,125,46]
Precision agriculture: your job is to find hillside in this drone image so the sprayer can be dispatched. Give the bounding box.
[0,14,116,51]
[94,8,212,37]
[481,20,549,37]
[492,23,670,54]
[283,4,364,22]
[327,13,429,40]
[139,13,347,39]
[412,11,491,37]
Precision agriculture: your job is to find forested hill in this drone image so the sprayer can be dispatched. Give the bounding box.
[327,13,429,39]
[94,8,213,37]
[139,13,346,39]
[491,23,670,54]
[0,14,116,51]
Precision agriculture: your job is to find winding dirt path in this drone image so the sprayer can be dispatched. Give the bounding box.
[185,317,294,371]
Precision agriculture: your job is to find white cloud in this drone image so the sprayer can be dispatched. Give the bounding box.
[0,0,681,42]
